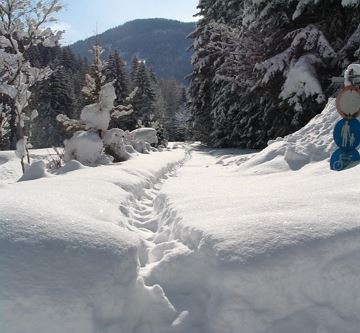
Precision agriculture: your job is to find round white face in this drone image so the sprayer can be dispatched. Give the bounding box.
[337,86,360,118]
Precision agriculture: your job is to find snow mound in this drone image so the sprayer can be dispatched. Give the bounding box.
[18,160,49,182]
[63,131,105,165]
[56,160,86,174]
[0,151,23,183]
[131,128,158,145]
[238,99,340,174]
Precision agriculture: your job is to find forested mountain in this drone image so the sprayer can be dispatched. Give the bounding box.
[70,19,195,83]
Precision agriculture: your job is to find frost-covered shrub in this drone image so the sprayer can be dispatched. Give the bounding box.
[64,131,104,165]
[61,43,161,165]
[0,0,63,170]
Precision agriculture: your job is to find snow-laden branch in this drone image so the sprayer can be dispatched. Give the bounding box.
[0,0,63,171]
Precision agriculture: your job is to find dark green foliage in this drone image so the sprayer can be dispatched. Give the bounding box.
[131,61,157,128]
[106,51,130,105]
[31,68,76,148]
[188,0,360,148]
[29,47,87,148]
[159,79,188,141]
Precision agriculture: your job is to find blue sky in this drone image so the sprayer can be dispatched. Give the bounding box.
[55,0,199,45]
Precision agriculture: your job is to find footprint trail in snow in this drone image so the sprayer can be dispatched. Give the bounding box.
[122,148,208,333]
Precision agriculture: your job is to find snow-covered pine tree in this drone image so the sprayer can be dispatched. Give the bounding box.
[188,0,360,148]
[106,51,130,105]
[187,23,216,143]
[212,18,286,148]
[174,87,190,141]
[106,51,132,129]
[159,79,182,141]
[0,0,63,169]
[82,43,106,104]
[0,96,12,149]
[246,0,360,133]
[31,67,76,148]
[143,68,167,141]
[28,46,86,148]
[131,55,140,87]
[131,60,156,129]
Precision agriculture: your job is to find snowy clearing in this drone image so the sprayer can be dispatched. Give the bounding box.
[1,100,360,333]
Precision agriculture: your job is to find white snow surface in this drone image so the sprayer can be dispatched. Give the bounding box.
[131,127,158,145]
[0,149,188,333]
[1,99,360,333]
[80,82,115,131]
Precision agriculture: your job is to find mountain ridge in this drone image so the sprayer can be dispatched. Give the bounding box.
[69,18,196,83]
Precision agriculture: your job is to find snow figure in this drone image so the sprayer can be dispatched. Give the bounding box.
[341,121,350,147]
[350,133,355,147]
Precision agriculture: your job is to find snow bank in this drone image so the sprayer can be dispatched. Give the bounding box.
[153,145,360,333]
[0,149,188,333]
[0,151,23,184]
[237,99,340,174]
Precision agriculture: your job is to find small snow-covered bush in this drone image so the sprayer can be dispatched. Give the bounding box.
[131,128,158,146]
[103,128,132,162]
[60,45,163,166]
[80,83,115,131]
[64,131,104,165]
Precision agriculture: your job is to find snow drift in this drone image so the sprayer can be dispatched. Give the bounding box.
[236,98,340,174]
[0,149,188,333]
[157,145,360,333]
[1,97,360,333]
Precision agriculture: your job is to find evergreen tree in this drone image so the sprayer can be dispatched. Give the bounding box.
[159,79,184,141]
[130,61,156,129]
[187,21,218,143]
[174,87,190,141]
[28,46,86,148]
[31,68,76,148]
[130,55,140,86]
[106,51,130,105]
[247,0,360,140]
[82,43,106,104]
[188,0,360,148]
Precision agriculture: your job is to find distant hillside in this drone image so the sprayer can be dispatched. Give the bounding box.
[70,18,196,83]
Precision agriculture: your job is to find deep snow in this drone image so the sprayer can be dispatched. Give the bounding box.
[0,149,189,333]
[1,99,360,333]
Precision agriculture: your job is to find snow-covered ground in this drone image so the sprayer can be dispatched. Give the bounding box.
[1,99,360,333]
